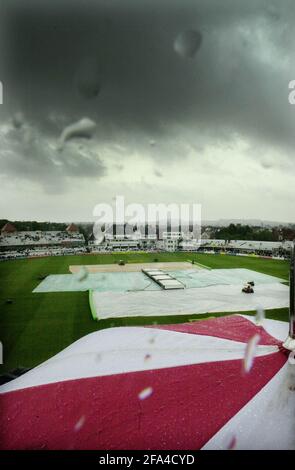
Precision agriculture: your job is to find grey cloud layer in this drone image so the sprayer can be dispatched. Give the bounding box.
[0,0,294,192]
[0,123,105,192]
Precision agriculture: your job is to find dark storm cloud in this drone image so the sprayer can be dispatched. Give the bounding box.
[0,123,106,192]
[0,0,295,183]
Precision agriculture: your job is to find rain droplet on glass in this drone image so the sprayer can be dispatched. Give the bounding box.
[74,415,86,432]
[76,266,88,282]
[227,435,237,450]
[75,57,101,100]
[174,30,202,59]
[243,334,261,373]
[12,111,25,129]
[138,387,153,401]
[58,117,96,151]
[255,307,265,325]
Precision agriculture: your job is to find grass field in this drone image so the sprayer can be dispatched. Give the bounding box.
[0,252,290,373]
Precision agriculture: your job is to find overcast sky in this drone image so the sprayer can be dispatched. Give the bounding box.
[0,0,295,223]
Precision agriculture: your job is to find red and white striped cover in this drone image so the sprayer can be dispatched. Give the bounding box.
[0,315,293,450]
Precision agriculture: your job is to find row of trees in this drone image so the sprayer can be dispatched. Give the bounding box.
[1,220,295,243]
[210,224,295,242]
[0,220,68,232]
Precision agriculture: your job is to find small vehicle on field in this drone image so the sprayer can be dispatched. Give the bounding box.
[242,282,254,294]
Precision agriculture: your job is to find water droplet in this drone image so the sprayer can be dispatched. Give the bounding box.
[148,333,157,344]
[12,111,25,129]
[260,156,274,169]
[227,435,237,450]
[76,266,88,282]
[154,169,163,178]
[74,415,86,432]
[58,117,96,150]
[95,352,102,362]
[138,386,153,401]
[243,334,261,373]
[144,354,151,361]
[75,58,101,100]
[174,30,202,59]
[255,307,265,325]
